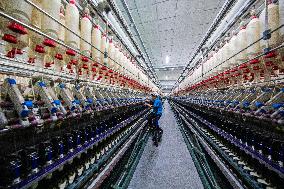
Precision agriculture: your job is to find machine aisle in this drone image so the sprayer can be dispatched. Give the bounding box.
[128,101,204,189]
[1,0,284,188]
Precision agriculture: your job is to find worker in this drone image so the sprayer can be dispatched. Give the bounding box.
[146,93,163,145]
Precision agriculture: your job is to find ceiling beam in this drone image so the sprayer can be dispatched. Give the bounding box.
[159,80,176,82]
[161,88,172,91]
[153,65,185,70]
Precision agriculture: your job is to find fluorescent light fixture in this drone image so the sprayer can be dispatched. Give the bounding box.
[165,56,170,64]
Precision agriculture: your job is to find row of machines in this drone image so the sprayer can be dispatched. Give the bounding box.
[171,2,284,185]
[0,75,144,128]
[0,0,155,188]
[177,1,284,93]
[0,75,147,188]
[0,0,158,90]
[180,84,284,124]
[172,84,284,187]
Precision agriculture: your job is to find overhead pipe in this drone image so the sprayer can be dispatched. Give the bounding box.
[106,0,160,86]
[104,12,139,56]
[118,2,158,82]
[120,0,156,72]
[120,0,160,86]
[89,0,138,56]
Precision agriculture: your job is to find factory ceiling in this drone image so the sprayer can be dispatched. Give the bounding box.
[113,0,226,92]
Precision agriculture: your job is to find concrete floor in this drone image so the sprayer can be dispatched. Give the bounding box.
[128,101,204,189]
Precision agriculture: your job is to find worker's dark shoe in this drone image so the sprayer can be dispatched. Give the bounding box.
[154,141,158,147]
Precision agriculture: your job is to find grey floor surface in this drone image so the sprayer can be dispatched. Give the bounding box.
[128,101,204,189]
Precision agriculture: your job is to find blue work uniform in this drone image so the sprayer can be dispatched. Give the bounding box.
[152,97,163,127]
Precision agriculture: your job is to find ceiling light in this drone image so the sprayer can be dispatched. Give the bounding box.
[165,56,170,64]
[165,76,168,80]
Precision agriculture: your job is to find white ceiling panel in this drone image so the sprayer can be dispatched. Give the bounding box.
[157,17,176,32]
[114,0,226,91]
[156,0,177,20]
[135,0,156,9]
[137,6,157,22]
